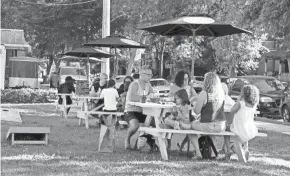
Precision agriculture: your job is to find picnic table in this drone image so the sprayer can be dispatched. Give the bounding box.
[129,100,266,162]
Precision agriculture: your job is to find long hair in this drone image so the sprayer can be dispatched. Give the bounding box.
[175,89,190,105]
[241,85,259,107]
[203,72,225,100]
[174,70,191,88]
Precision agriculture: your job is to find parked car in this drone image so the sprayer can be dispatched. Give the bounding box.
[280,82,290,122]
[191,76,204,93]
[115,75,126,89]
[49,66,87,88]
[229,75,285,119]
[150,78,170,97]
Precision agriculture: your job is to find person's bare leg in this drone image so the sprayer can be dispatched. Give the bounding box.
[125,119,139,149]
[188,134,202,158]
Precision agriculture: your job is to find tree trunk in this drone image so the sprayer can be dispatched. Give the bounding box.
[126,31,143,76]
[160,39,166,78]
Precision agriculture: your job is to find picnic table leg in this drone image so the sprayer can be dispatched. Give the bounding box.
[11,133,15,146]
[99,114,116,152]
[234,140,247,163]
[84,98,89,129]
[157,134,168,160]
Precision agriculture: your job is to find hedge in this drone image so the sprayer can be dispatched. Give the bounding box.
[1,88,58,104]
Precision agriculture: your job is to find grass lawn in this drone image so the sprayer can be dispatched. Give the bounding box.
[1,105,290,176]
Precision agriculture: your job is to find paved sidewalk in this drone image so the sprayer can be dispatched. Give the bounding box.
[255,121,290,135]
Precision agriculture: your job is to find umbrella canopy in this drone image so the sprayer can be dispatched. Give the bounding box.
[59,55,105,62]
[84,35,148,48]
[138,16,252,36]
[139,15,252,76]
[64,47,113,58]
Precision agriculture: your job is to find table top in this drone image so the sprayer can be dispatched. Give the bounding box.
[74,96,102,99]
[127,101,175,108]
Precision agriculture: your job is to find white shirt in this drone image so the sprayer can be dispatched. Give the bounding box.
[100,88,119,111]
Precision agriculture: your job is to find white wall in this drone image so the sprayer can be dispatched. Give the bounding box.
[0,45,6,89]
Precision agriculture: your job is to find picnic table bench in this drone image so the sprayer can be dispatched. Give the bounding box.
[139,127,267,162]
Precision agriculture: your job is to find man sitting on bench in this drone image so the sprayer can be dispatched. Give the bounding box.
[124,66,155,150]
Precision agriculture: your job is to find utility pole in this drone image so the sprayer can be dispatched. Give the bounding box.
[101,0,110,77]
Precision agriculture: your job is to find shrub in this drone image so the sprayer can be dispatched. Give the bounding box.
[1,88,57,104]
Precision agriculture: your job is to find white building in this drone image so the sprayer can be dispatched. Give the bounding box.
[0,29,31,89]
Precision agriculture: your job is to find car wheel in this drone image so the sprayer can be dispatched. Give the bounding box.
[282,105,290,122]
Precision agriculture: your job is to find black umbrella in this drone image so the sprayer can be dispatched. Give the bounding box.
[139,15,252,76]
[64,47,113,82]
[84,35,148,75]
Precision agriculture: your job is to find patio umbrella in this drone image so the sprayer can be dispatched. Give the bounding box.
[138,15,252,76]
[84,35,148,75]
[64,47,113,82]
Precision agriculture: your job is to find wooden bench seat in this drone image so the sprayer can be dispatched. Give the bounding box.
[138,127,267,162]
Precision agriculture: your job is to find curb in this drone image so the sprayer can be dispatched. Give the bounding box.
[1,103,56,107]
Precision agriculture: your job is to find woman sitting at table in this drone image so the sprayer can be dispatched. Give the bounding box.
[118,76,133,95]
[184,72,226,159]
[160,89,191,130]
[169,70,197,104]
[89,73,108,109]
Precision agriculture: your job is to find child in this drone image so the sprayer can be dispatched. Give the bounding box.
[224,85,259,161]
[119,81,131,112]
[160,89,191,130]
[100,79,120,112]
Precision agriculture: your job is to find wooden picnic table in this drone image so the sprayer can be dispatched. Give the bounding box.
[127,101,175,128]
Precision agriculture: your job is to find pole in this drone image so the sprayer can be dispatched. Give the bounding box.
[101,0,110,77]
[191,30,196,77]
[115,47,119,75]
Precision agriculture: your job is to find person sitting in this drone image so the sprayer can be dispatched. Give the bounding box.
[89,73,108,110]
[58,76,75,114]
[169,70,197,104]
[185,72,226,159]
[224,85,259,161]
[160,89,191,130]
[118,76,133,95]
[124,66,154,149]
[119,81,132,112]
[100,79,120,112]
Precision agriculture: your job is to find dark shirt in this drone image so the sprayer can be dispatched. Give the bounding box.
[58,82,75,105]
[200,93,225,123]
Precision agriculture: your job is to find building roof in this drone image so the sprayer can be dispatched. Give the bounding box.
[1,29,31,50]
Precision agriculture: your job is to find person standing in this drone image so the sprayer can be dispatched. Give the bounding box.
[58,76,75,114]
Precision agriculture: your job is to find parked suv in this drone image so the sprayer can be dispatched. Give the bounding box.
[280,82,290,122]
[229,75,285,118]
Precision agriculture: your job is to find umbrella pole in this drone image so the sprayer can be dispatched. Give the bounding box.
[115,47,118,76]
[191,30,196,77]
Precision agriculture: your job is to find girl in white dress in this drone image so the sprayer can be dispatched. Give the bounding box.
[225,85,259,161]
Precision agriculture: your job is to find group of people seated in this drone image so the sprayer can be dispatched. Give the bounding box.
[58,65,259,161]
[123,66,259,161]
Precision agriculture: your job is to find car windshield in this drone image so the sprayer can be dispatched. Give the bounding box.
[60,68,86,76]
[150,80,169,87]
[194,77,204,81]
[249,78,285,93]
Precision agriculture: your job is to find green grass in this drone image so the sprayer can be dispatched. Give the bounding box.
[1,105,290,176]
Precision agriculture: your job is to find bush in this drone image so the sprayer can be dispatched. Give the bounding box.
[1,88,58,104]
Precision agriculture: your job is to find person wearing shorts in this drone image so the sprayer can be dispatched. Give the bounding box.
[124,66,154,149]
